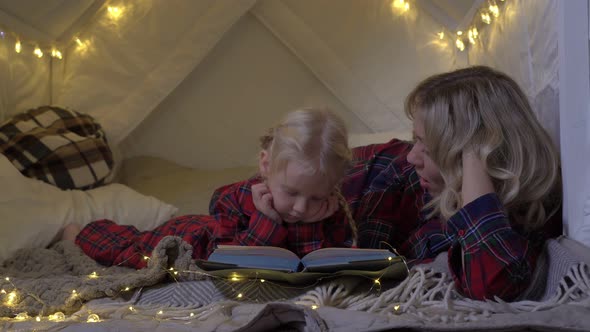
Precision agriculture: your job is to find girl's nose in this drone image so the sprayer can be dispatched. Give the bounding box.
[293,198,308,214]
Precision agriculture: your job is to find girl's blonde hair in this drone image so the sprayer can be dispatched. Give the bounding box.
[260,107,358,243]
[405,66,561,230]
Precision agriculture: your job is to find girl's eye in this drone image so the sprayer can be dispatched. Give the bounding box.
[311,196,324,202]
[285,190,297,197]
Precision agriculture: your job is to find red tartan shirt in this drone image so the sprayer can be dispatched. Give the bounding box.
[209,176,354,258]
[341,138,562,301]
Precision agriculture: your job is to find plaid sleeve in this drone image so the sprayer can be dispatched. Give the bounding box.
[444,193,535,301]
[210,180,288,248]
[76,216,214,269]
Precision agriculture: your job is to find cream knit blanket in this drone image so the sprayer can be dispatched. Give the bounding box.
[1,236,589,324]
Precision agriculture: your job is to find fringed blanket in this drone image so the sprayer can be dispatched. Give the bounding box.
[1,236,589,331]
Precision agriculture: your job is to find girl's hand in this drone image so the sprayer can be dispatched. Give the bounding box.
[251,183,282,223]
[301,194,339,223]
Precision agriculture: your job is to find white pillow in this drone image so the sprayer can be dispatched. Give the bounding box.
[0,154,178,262]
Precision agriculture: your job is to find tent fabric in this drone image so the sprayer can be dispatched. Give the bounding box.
[55,0,258,145]
[468,0,559,145]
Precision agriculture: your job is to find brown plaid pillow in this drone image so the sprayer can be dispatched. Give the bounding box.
[0,105,114,189]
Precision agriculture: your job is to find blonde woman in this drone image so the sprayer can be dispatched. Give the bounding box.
[344,66,562,301]
[67,108,357,269]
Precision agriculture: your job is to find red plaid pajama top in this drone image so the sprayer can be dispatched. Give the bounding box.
[76,176,353,270]
[341,139,562,301]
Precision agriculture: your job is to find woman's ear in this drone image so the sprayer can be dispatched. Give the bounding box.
[259,150,270,177]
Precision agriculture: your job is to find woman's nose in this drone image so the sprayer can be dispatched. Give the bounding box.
[407,144,422,167]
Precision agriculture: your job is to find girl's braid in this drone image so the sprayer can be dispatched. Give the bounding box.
[334,189,358,247]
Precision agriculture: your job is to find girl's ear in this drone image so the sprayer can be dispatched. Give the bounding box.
[259,150,270,177]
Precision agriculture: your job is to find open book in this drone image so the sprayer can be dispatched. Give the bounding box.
[203,245,399,273]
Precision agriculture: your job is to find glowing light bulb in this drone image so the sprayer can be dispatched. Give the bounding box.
[481,12,492,24]
[128,306,134,311]
[260,279,265,283]
[237,293,243,298]
[0,31,5,38]
[87,314,100,322]
[4,277,9,281]
[107,6,124,20]
[311,305,318,310]
[388,256,393,261]
[489,4,500,17]
[34,47,43,58]
[35,316,41,322]
[455,38,466,51]
[190,313,195,317]
[394,305,400,311]
[6,291,17,305]
[15,41,21,53]
[392,0,405,9]
[51,49,63,59]
[468,27,479,44]
[231,277,239,281]
[457,31,463,36]
[124,287,130,291]
[143,256,150,260]
[437,32,444,40]
[157,310,163,315]
[374,279,381,285]
[15,312,29,320]
[1,289,6,294]
[49,312,65,322]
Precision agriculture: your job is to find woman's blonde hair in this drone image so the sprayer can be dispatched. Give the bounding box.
[260,107,358,243]
[405,66,561,230]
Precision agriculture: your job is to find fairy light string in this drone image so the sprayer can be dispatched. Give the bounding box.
[391,0,508,52]
[1,245,398,324]
[0,2,126,61]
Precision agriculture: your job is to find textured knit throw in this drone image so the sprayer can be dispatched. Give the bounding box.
[0,236,588,322]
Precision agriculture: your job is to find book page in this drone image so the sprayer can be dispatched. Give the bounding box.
[207,245,301,272]
[301,248,396,272]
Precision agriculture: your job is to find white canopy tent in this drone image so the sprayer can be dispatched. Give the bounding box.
[0,0,588,247]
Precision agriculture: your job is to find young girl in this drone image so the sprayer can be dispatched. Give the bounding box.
[342,66,562,301]
[64,108,356,269]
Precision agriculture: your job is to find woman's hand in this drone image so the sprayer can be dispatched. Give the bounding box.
[301,194,339,223]
[461,149,495,206]
[251,183,282,223]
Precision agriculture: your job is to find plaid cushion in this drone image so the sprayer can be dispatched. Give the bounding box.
[0,105,114,190]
